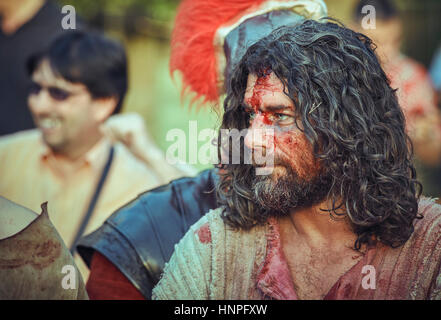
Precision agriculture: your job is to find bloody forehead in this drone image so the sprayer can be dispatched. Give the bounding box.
[245,72,282,107]
[244,71,295,114]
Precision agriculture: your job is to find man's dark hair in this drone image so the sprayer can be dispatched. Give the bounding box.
[27,30,127,115]
[353,0,398,22]
[217,19,422,250]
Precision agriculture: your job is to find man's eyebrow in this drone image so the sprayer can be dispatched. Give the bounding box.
[242,103,293,112]
[263,105,292,111]
[241,103,255,112]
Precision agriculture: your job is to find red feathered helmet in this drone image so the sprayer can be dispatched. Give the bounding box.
[170,0,327,108]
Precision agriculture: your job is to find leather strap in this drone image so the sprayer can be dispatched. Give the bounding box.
[70,145,115,254]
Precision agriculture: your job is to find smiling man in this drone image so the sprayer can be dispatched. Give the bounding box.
[0,31,162,280]
[152,20,441,300]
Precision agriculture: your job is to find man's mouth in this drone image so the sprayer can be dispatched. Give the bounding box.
[38,117,62,131]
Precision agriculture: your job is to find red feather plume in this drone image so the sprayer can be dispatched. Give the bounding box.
[170,0,266,107]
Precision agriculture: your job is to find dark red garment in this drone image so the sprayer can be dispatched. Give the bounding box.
[86,252,145,300]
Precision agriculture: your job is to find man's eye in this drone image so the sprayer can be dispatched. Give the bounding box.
[29,82,42,95]
[272,113,294,124]
[246,109,256,121]
[274,113,290,121]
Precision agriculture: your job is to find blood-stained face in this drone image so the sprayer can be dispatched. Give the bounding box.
[243,71,320,180]
[242,71,329,213]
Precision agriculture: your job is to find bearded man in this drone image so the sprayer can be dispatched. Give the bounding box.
[152,20,441,300]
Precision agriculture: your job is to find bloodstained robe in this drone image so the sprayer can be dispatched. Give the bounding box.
[152,197,441,300]
[0,202,88,299]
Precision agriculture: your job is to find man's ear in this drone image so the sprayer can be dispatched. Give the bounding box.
[92,96,118,123]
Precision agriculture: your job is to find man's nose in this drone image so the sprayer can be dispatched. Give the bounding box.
[244,114,274,151]
[28,89,54,114]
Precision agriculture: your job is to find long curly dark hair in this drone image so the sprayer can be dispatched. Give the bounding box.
[216,19,422,250]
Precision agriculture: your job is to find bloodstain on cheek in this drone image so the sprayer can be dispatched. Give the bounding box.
[274,131,300,153]
[195,222,212,244]
[274,130,321,177]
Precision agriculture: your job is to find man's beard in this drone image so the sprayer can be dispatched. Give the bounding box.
[252,161,333,217]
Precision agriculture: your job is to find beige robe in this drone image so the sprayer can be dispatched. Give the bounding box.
[153,197,441,300]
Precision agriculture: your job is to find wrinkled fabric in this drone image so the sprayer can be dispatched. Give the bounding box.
[0,203,88,300]
[256,217,298,299]
[86,252,144,300]
[153,197,441,300]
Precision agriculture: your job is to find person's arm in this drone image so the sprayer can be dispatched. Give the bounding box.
[77,169,219,300]
[102,113,197,182]
[86,251,145,300]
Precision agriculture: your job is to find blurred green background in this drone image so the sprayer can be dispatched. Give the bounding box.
[56,0,441,172]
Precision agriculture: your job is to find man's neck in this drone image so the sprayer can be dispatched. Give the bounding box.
[51,132,104,164]
[0,0,44,35]
[287,200,357,250]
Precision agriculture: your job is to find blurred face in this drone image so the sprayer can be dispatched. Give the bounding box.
[243,71,330,213]
[28,59,104,154]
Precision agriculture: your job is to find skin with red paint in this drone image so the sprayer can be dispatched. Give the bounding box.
[243,71,320,179]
